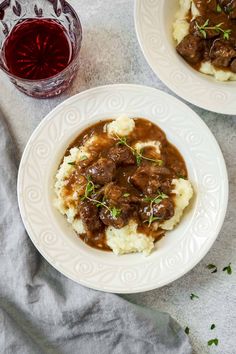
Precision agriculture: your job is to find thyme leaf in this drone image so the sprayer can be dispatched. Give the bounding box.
[190,293,199,300]
[222,263,232,275]
[208,338,218,346]
[185,327,190,335]
[216,4,222,13]
[123,193,130,197]
[206,264,218,273]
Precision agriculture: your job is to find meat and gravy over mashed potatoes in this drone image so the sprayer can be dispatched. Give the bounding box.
[174,0,236,81]
[54,116,193,256]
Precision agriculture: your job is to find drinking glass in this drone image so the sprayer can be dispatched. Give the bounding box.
[0,0,82,98]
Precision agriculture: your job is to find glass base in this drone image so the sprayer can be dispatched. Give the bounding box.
[10,73,76,98]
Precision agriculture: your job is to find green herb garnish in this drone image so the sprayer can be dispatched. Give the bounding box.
[68,161,76,166]
[196,19,232,40]
[177,174,187,180]
[117,136,128,146]
[185,327,190,335]
[208,338,219,346]
[111,207,121,219]
[216,4,222,13]
[82,176,96,199]
[123,193,130,197]
[81,177,121,219]
[223,263,232,275]
[80,155,88,161]
[211,324,216,330]
[190,293,199,300]
[116,134,163,166]
[207,264,217,273]
[144,215,161,226]
[136,154,143,166]
[143,192,168,227]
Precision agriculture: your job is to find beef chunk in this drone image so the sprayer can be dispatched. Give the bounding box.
[176,34,205,64]
[190,17,219,39]
[107,145,135,166]
[86,158,116,185]
[203,40,215,61]
[79,201,103,235]
[139,199,175,222]
[131,165,171,195]
[160,179,173,195]
[104,183,140,205]
[230,58,236,71]
[210,39,236,67]
[218,0,236,18]
[153,199,175,220]
[99,204,131,229]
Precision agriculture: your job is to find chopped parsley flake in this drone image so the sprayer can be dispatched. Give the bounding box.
[208,338,218,346]
[185,327,190,335]
[190,293,199,300]
[123,193,130,197]
[206,264,217,273]
[222,263,232,275]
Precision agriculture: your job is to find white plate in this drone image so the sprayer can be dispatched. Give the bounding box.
[17,84,228,293]
[135,0,236,115]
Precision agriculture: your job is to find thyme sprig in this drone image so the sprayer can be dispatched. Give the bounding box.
[81,177,121,218]
[196,19,232,40]
[143,192,168,227]
[116,135,163,166]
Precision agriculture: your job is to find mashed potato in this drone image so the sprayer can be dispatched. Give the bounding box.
[54,116,193,256]
[105,114,135,137]
[161,178,193,230]
[173,0,200,44]
[54,135,96,219]
[173,0,236,81]
[106,220,155,256]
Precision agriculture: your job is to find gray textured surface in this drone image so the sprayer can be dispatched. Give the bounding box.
[0,106,192,354]
[0,0,235,353]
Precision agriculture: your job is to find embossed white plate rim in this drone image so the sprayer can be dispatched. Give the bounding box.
[134,0,236,115]
[17,84,228,293]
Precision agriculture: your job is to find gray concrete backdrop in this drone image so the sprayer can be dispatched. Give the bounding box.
[0,1,235,353]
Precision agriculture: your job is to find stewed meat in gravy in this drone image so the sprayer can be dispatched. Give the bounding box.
[176,0,236,72]
[62,118,188,251]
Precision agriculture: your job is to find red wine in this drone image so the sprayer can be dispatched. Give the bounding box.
[2,18,73,80]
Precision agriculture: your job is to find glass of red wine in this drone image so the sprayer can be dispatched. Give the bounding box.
[0,0,82,98]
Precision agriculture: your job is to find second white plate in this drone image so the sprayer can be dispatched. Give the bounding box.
[135,0,236,115]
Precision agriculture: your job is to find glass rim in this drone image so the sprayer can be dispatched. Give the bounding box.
[0,1,82,83]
